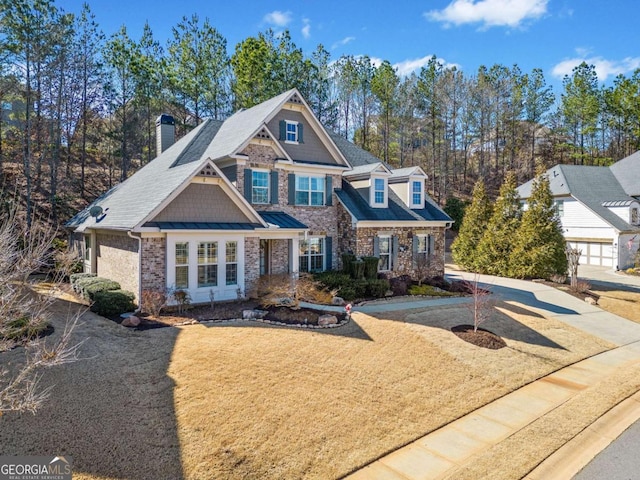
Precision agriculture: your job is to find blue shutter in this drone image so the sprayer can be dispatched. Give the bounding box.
[325,236,332,271]
[373,236,380,257]
[428,235,435,256]
[298,123,304,143]
[288,173,296,205]
[412,235,419,268]
[244,169,252,202]
[270,170,279,204]
[325,176,333,206]
[279,120,286,141]
[391,236,399,270]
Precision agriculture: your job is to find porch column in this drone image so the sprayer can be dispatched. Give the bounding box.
[290,237,300,273]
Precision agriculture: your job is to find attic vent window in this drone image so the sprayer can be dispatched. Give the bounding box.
[288,94,303,104]
[255,128,271,140]
[199,165,216,176]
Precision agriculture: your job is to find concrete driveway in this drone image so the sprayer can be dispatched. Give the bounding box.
[577,264,640,292]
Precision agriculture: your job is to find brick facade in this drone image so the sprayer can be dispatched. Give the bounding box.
[238,143,340,270]
[244,236,260,297]
[95,231,139,297]
[140,236,166,295]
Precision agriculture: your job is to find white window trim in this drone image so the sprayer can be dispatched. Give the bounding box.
[410,179,424,209]
[378,235,391,271]
[285,120,299,144]
[251,169,270,204]
[295,174,325,206]
[631,206,639,225]
[167,234,245,303]
[416,234,430,254]
[370,175,388,208]
[299,236,326,272]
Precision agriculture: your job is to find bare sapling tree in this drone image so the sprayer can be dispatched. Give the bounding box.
[566,246,581,291]
[467,273,494,332]
[0,211,84,415]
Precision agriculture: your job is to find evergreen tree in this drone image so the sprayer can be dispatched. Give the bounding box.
[451,180,492,271]
[510,169,567,278]
[475,171,522,275]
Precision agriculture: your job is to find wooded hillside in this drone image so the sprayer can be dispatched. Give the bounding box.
[2,0,639,228]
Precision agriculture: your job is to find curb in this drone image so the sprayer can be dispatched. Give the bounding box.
[525,390,640,480]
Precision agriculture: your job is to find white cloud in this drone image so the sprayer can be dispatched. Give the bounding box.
[425,0,548,29]
[392,55,459,76]
[301,18,311,39]
[332,36,356,49]
[551,55,640,82]
[263,10,292,27]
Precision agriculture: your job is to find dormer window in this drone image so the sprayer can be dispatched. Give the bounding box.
[632,207,639,225]
[279,119,304,144]
[411,180,423,207]
[373,178,386,206]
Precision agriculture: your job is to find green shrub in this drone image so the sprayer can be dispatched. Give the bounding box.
[314,271,352,290]
[362,257,379,280]
[341,254,356,276]
[366,279,390,298]
[74,275,106,295]
[91,290,136,317]
[351,260,365,279]
[408,284,454,297]
[83,279,121,300]
[2,315,48,341]
[70,272,96,290]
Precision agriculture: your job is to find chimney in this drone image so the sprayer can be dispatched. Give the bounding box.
[156,114,175,155]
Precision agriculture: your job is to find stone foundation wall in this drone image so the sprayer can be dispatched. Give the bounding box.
[140,236,166,295]
[95,232,139,297]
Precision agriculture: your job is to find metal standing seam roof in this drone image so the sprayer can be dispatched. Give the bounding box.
[258,211,308,229]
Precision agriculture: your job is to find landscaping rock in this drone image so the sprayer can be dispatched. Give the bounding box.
[122,315,140,327]
[242,309,268,320]
[331,296,345,306]
[318,314,338,326]
[585,296,598,305]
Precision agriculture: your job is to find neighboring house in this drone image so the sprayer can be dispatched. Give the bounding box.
[66,89,452,303]
[517,152,640,270]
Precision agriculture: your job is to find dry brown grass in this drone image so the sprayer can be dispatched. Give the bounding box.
[167,301,612,479]
[590,289,640,323]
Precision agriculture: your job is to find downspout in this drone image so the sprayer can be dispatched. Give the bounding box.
[127,230,143,312]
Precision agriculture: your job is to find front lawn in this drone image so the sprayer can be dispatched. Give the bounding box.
[167,300,612,479]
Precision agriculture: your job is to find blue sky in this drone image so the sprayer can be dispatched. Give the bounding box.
[57,0,639,89]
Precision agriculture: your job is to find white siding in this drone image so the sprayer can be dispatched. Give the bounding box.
[560,198,616,241]
[608,206,629,223]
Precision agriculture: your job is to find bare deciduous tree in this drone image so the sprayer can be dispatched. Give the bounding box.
[566,245,582,291]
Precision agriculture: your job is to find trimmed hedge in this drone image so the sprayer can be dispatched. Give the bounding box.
[73,276,105,295]
[91,290,136,317]
[366,279,390,298]
[70,273,96,292]
[83,279,121,301]
[314,271,388,301]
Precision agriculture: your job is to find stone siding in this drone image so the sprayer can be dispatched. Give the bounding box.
[337,203,446,278]
[238,143,340,270]
[95,232,139,297]
[140,236,166,294]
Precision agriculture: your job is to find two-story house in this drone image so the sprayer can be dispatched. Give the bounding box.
[66,90,452,303]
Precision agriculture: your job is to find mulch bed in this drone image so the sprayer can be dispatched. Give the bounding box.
[451,324,507,350]
[263,306,346,326]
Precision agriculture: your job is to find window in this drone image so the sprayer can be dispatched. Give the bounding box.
[225,241,238,285]
[378,236,391,271]
[84,235,91,262]
[175,242,189,289]
[299,237,324,272]
[286,120,298,143]
[412,181,423,206]
[295,175,325,206]
[197,242,218,288]
[374,178,385,205]
[417,235,430,255]
[252,170,270,204]
[554,200,564,217]
[632,207,639,225]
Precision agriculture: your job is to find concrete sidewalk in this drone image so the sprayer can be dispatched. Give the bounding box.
[345,270,640,480]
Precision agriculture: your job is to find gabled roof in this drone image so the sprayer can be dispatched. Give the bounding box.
[517,164,639,232]
[335,180,451,223]
[610,150,640,197]
[259,211,308,229]
[389,166,427,179]
[343,162,391,178]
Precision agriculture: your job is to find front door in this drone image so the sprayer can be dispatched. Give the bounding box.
[259,239,270,276]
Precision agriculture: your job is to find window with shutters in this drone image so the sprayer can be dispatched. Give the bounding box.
[285,120,299,143]
[299,237,325,272]
[411,180,423,207]
[251,170,270,204]
[295,175,325,206]
[378,236,391,271]
[225,241,238,285]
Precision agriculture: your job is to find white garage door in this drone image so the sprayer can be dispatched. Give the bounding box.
[571,241,614,267]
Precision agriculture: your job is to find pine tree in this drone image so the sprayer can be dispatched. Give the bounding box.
[475,171,522,275]
[451,180,492,271]
[510,169,567,278]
